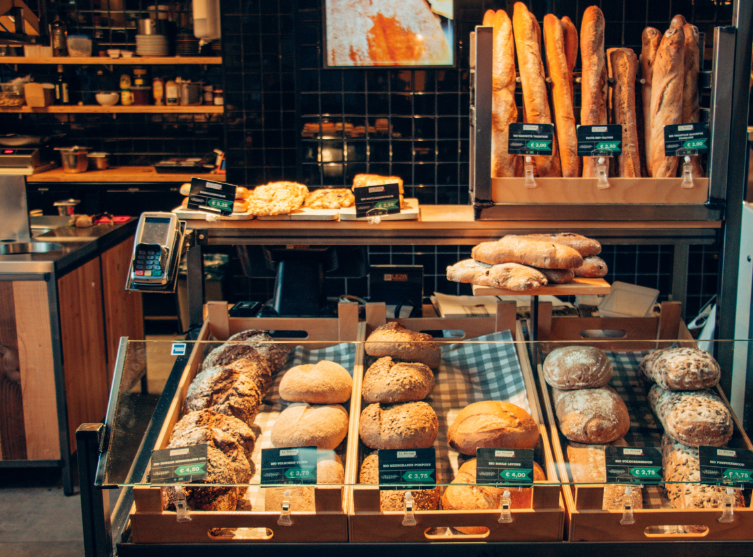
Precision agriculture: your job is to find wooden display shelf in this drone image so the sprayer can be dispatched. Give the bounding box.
[28,166,217,183]
[0,105,223,114]
[472,277,611,297]
[0,56,222,65]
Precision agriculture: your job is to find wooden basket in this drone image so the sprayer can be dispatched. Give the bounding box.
[534,301,753,542]
[346,302,565,543]
[128,302,362,544]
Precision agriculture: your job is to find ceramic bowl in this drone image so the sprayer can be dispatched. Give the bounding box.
[96,92,119,106]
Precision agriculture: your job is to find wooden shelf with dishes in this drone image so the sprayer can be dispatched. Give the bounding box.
[0,105,223,114]
[0,56,222,65]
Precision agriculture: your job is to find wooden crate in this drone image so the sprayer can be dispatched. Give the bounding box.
[534,301,753,541]
[129,301,362,544]
[346,302,565,543]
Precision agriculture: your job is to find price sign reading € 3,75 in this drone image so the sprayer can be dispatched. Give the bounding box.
[378,448,436,491]
[699,446,753,488]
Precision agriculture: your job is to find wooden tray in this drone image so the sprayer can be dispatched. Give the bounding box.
[533,301,753,542]
[129,302,362,544]
[346,303,565,543]
[472,277,611,297]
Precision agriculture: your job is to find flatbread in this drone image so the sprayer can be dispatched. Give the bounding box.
[304,188,355,209]
[247,182,309,216]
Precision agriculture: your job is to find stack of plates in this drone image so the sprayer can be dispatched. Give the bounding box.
[136,34,169,56]
[175,33,199,56]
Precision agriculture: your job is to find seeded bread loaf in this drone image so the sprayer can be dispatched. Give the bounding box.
[543,346,613,390]
[360,451,440,511]
[264,452,344,512]
[184,363,263,426]
[640,347,721,391]
[271,403,349,450]
[573,255,608,278]
[447,259,549,291]
[365,322,441,369]
[448,401,539,455]
[359,401,438,450]
[279,360,353,404]
[517,233,601,257]
[648,385,732,447]
[202,329,289,376]
[552,386,630,444]
[472,236,583,270]
[362,357,435,403]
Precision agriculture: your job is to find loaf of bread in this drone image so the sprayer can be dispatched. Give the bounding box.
[553,386,630,444]
[448,400,540,455]
[580,6,608,177]
[640,27,662,175]
[362,357,435,403]
[648,385,732,447]
[649,27,685,177]
[202,328,289,378]
[264,452,344,512]
[303,188,355,209]
[512,2,561,178]
[279,360,353,404]
[517,233,601,257]
[640,347,720,391]
[446,259,548,291]
[670,14,687,29]
[184,363,263,426]
[490,9,519,178]
[561,16,578,101]
[543,346,613,390]
[608,48,641,177]
[359,452,440,511]
[682,23,704,178]
[359,401,438,450]
[365,322,441,369]
[567,441,644,510]
[271,403,349,450]
[573,255,608,278]
[352,174,405,208]
[472,236,583,269]
[544,14,579,177]
[536,267,574,284]
[170,410,256,462]
[247,182,309,216]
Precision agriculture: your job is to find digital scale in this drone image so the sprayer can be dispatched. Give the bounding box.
[0,148,57,175]
[126,212,185,293]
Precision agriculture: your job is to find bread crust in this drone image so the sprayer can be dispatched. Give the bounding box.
[517,232,601,256]
[553,386,630,444]
[362,357,435,403]
[682,23,703,178]
[640,27,661,175]
[359,401,439,450]
[271,403,349,450]
[640,347,720,391]
[580,6,608,177]
[543,346,613,390]
[365,322,441,369]
[446,259,548,291]
[491,9,520,177]
[608,48,641,177]
[649,385,732,447]
[448,400,540,455]
[279,360,353,404]
[561,16,578,101]
[535,267,574,284]
[184,364,263,426]
[472,236,583,269]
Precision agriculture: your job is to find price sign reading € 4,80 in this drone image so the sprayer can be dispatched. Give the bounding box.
[260,446,319,486]
[378,448,436,491]
[605,446,662,484]
[476,448,534,486]
[150,444,208,484]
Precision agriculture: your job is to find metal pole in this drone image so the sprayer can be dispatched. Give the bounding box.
[185,231,204,328]
[77,424,112,557]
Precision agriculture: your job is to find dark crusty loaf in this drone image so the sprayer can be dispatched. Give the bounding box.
[472,236,583,270]
[271,403,349,450]
[640,347,720,391]
[362,357,435,403]
[447,259,548,291]
[573,255,608,278]
[279,360,353,404]
[552,386,630,444]
[448,400,539,455]
[365,322,441,369]
[184,363,263,426]
[360,452,440,511]
[648,385,732,447]
[170,410,255,462]
[202,329,289,377]
[543,346,613,390]
[264,452,344,512]
[359,401,438,450]
[518,233,601,257]
[201,346,273,395]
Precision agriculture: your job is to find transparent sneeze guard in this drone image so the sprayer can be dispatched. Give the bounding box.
[94,307,753,542]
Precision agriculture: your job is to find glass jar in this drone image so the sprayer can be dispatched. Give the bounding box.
[213,89,223,106]
[203,84,213,104]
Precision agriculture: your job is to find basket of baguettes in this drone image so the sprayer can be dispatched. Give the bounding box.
[533,301,753,541]
[481,3,708,205]
[346,302,565,542]
[128,302,363,544]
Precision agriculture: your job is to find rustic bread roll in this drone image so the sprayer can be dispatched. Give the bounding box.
[264,452,344,512]
[279,360,353,404]
[561,16,578,101]
[235,186,250,199]
[473,236,583,269]
[448,401,539,455]
[552,386,630,444]
[640,27,662,175]
[535,267,574,284]
[640,347,720,391]
[184,363,263,426]
[359,401,438,450]
[543,346,613,390]
[271,403,349,450]
[447,259,549,291]
[365,322,441,369]
[490,9,520,178]
[359,452,440,511]
[608,48,641,177]
[580,6,608,177]
[179,183,191,196]
[362,357,435,403]
[648,385,732,447]
[171,410,256,462]
[573,255,608,278]
[517,233,601,257]
[682,23,703,178]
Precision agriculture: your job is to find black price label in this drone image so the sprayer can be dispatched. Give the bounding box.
[577,125,623,156]
[378,448,436,491]
[605,446,662,484]
[150,444,208,484]
[507,123,554,155]
[699,446,753,488]
[186,177,238,216]
[354,183,401,219]
[663,122,710,156]
[260,446,318,485]
[476,448,534,486]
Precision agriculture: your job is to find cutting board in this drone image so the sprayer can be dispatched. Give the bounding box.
[471,278,611,297]
[172,206,255,220]
[257,207,339,221]
[339,198,420,221]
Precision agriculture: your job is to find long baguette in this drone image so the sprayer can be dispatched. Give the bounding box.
[649,27,685,177]
[670,14,687,30]
[682,22,703,178]
[561,16,578,101]
[512,2,561,177]
[491,10,519,178]
[608,48,641,177]
[544,14,579,177]
[482,9,494,26]
[640,27,661,175]
[580,6,608,177]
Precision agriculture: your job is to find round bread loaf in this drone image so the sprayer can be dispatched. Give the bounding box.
[170,410,256,462]
[184,363,263,426]
[264,452,344,512]
[640,347,720,391]
[279,360,353,404]
[447,401,539,455]
[543,346,613,390]
[271,403,349,450]
[359,401,438,450]
[552,386,630,444]
[359,452,440,511]
[365,322,441,369]
[362,357,435,403]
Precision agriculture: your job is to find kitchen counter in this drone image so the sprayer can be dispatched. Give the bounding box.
[27,166,218,183]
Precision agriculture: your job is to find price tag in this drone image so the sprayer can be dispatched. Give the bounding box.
[577,125,623,156]
[507,123,555,155]
[476,448,534,486]
[605,446,662,484]
[663,122,710,156]
[354,183,401,219]
[186,177,238,216]
[260,446,318,485]
[699,446,753,488]
[150,444,208,484]
[378,448,436,491]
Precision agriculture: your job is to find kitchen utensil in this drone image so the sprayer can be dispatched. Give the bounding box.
[179,81,202,105]
[89,152,110,170]
[56,147,90,174]
[107,49,121,58]
[96,92,119,106]
[23,83,55,107]
[67,35,93,57]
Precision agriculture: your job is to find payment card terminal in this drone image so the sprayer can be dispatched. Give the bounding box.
[129,212,182,287]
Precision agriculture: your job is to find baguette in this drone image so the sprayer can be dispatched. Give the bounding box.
[580,6,608,177]
[608,48,641,177]
[640,347,720,391]
[682,23,703,178]
[517,232,601,256]
[491,9,520,178]
[649,27,685,177]
[561,16,578,101]
[482,9,494,26]
[512,2,561,178]
[446,259,548,291]
[670,14,687,30]
[640,28,661,175]
[472,236,583,269]
[544,14,580,177]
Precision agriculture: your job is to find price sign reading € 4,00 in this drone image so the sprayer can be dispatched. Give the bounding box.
[260,446,319,486]
[476,448,535,486]
[605,446,662,485]
[150,444,208,484]
[378,448,436,491]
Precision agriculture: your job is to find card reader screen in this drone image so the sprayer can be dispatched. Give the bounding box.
[141,217,172,245]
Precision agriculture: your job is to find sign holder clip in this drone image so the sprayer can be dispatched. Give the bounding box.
[718,487,738,523]
[174,487,192,523]
[620,486,636,525]
[402,492,417,526]
[679,150,699,189]
[277,489,294,526]
[593,153,611,189]
[524,156,536,189]
[498,491,513,523]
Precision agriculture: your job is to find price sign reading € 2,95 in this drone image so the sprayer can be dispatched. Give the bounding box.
[605,446,662,485]
[476,448,534,486]
[260,446,319,486]
[378,448,436,491]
